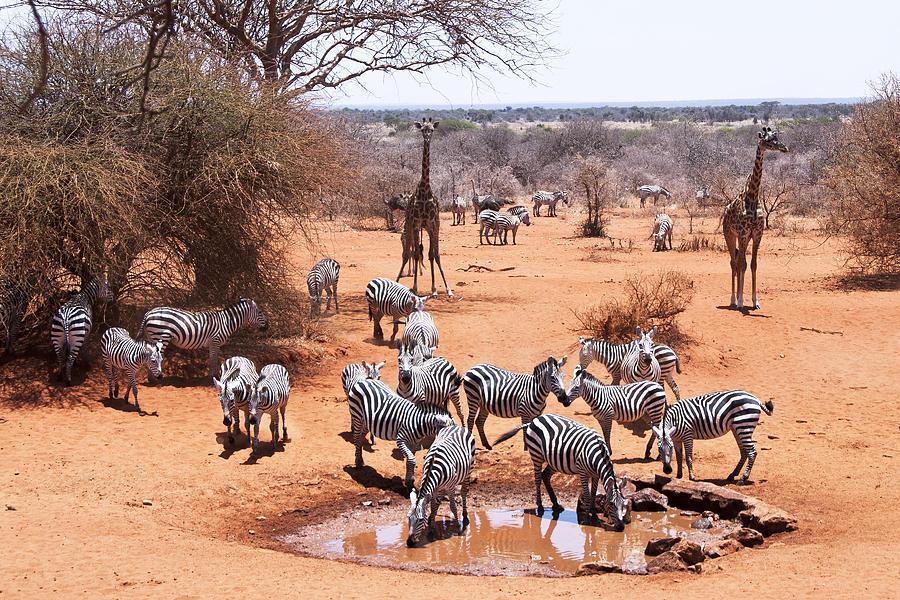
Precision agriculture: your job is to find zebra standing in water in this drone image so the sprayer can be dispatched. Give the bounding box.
[50,274,113,385]
[307,258,340,317]
[1,279,27,355]
[249,364,291,452]
[451,196,467,226]
[213,356,258,446]
[463,356,568,449]
[532,190,569,217]
[654,390,774,484]
[407,424,475,546]
[564,365,667,459]
[100,327,164,412]
[651,213,673,251]
[621,327,662,385]
[347,378,454,491]
[505,206,532,226]
[401,296,439,351]
[139,298,268,379]
[341,360,385,445]
[637,185,672,208]
[365,277,421,342]
[493,414,630,528]
[578,335,682,400]
[397,342,464,424]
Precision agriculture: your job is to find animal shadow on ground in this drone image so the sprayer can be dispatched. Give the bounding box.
[243,441,284,465]
[613,457,654,465]
[715,305,772,318]
[339,431,374,453]
[162,375,212,388]
[215,431,248,459]
[343,465,407,496]
[99,396,158,417]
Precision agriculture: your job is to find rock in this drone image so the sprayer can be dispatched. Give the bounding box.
[680,510,700,517]
[255,515,266,521]
[689,563,702,573]
[575,561,622,576]
[704,538,744,559]
[701,510,718,520]
[361,501,373,507]
[142,499,153,506]
[378,498,392,506]
[248,530,255,535]
[728,527,765,547]
[645,536,681,556]
[629,488,668,511]
[530,554,541,561]
[646,551,690,573]
[691,517,713,530]
[671,539,705,565]
[6,504,16,511]
[739,506,798,535]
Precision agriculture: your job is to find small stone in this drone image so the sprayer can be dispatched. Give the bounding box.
[680,510,700,517]
[671,539,705,565]
[767,435,779,440]
[142,499,153,506]
[646,551,690,573]
[530,554,541,561]
[645,536,681,556]
[248,530,255,535]
[378,498,392,506]
[704,538,744,558]
[691,517,713,530]
[778,353,784,358]
[628,488,668,511]
[728,528,764,547]
[361,501,373,507]
[701,510,718,520]
[6,504,16,511]
[575,561,622,576]
[255,516,266,521]
[14,471,19,476]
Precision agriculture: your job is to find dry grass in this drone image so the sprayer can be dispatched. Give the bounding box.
[676,235,726,253]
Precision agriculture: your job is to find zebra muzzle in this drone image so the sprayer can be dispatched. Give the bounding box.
[223,416,232,426]
[662,463,673,475]
[249,415,258,425]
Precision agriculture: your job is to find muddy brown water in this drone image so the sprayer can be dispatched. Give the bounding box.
[280,507,732,576]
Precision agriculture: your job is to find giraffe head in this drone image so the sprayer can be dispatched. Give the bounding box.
[758,127,788,153]
[415,117,439,142]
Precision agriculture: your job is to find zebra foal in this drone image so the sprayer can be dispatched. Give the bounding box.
[101,327,164,412]
[50,274,114,385]
[307,258,340,317]
[397,342,464,424]
[578,334,682,400]
[249,364,291,452]
[366,277,421,342]
[213,356,259,446]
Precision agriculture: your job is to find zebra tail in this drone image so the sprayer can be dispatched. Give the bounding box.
[675,356,682,374]
[762,400,774,415]
[492,423,528,447]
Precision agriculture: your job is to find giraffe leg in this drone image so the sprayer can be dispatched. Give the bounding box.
[750,231,762,310]
[428,227,453,297]
[736,239,749,309]
[724,228,739,308]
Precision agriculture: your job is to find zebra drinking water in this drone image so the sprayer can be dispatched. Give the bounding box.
[307,258,340,317]
[213,356,259,446]
[579,333,682,400]
[462,356,568,449]
[621,327,662,385]
[651,213,673,251]
[397,342,464,424]
[532,190,569,217]
[50,274,114,385]
[249,364,291,453]
[564,365,667,459]
[100,327,164,412]
[493,413,630,528]
[653,390,774,484]
[637,185,672,208]
[365,277,420,342]
[401,295,439,351]
[139,298,268,379]
[407,424,475,546]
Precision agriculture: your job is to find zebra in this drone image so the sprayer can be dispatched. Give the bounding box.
[653,390,774,484]
[532,190,569,217]
[397,342,464,424]
[366,277,421,342]
[462,356,568,450]
[50,274,113,385]
[651,213,673,252]
[1,279,28,355]
[621,327,662,385]
[478,209,500,245]
[563,365,667,459]
[401,295,439,351]
[347,378,454,491]
[578,335,682,400]
[307,258,340,317]
[138,298,268,379]
[213,356,258,446]
[637,184,672,208]
[100,327,164,412]
[341,360,385,445]
[249,364,291,453]
[494,213,524,245]
[451,196,467,226]
[505,205,532,226]
[493,414,630,529]
[407,424,475,546]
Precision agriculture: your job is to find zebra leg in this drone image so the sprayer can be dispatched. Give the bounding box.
[683,437,696,481]
[208,344,221,379]
[738,439,758,484]
[589,477,599,520]
[372,311,384,340]
[666,372,681,401]
[105,362,115,399]
[577,474,591,516]
[542,466,563,512]
[726,430,749,482]
[601,418,613,454]
[474,409,491,450]
[333,283,339,313]
[533,462,544,514]
[270,411,279,447]
[390,318,400,342]
[280,404,288,442]
[428,498,441,539]
[644,428,657,461]
[127,369,140,411]
[352,418,366,467]
[460,478,470,531]
[449,389,465,425]
[674,440,684,479]
[448,492,459,531]
[65,352,77,386]
[398,439,416,492]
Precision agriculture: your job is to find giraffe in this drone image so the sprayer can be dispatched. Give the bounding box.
[722,126,788,310]
[396,118,453,297]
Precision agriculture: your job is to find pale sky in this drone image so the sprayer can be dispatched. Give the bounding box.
[332,0,900,107]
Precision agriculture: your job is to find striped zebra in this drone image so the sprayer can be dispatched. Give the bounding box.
[621,327,662,385]
[397,342,464,424]
[651,213,673,251]
[532,190,569,217]
[307,258,340,317]
[100,327,164,412]
[564,365,667,459]
[249,364,291,452]
[213,356,258,446]
[578,335,682,400]
[653,390,774,484]
[478,209,500,245]
[638,184,672,208]
[341,360,385,445]
[138,298,269,378]
[365,277,420,342]
[1,279,27,355]
[407,424,475,546]
[493,413,630,529]
[401,296,438,351]
[451,196,467,226]
[347,378,454,491]
[463,356,568,450]
[505,206,532,226]
[494,213,524,245]
[50,274,113,385]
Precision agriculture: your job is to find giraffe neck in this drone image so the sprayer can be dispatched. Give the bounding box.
[743,142,766,212]
[420,138,431,192]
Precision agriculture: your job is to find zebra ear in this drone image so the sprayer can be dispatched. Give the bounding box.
[409,489,418,506]
[578,336,586,346]
[212,377,222,391]
[373,361,385,374]
[648,326,657,338]
[635,326,643,336]
[651,425,662,437]
[665,426,676,438]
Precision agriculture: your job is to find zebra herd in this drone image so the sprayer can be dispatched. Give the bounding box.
[353,275,774,544]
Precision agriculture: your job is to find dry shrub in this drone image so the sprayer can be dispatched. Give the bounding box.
[677,235,725,253]
[574,271,695,348]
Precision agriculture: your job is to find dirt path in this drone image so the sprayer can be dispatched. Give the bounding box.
[2,209,898,598]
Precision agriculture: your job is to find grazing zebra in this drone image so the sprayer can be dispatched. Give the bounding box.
[365,277,421,342]
[407,424,475,546]
[493,413,630,529]
[478,209,500,245]
[100,327,164,412]
[637,185,672,208]
[564,366,667,459]
[347,378,454,491]
[451,196,467,226]
[579,335,682,400]
[506,205,532,226]
[463,356,568,449]
[621,327,662,385]
[532,190,569,217]
[654,390,774,484]
[249,364,291,452]
[651,213,673,252]
[401,296,439,351]
[397,342,464,424]
[50,274,113,385]
[307,258,340,317]
[1,279,27,355]
[341,360,385,445]
[138,298,268,379]
[213,356,259,446]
